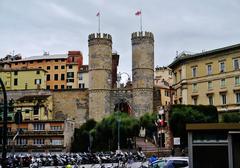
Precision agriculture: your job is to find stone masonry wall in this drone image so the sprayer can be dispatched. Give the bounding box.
[132,31,154,117]
[52,89,88,128]
[88,33,112,121]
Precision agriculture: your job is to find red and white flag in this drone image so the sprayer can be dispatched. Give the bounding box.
[135,10,141,16]
[96,12,100,16]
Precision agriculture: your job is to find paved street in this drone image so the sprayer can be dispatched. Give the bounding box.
[43,161,148,168]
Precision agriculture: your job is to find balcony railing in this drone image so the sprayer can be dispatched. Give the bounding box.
[7,130,64,136]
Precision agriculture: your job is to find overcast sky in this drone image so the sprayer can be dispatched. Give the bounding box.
[1,0,240,77]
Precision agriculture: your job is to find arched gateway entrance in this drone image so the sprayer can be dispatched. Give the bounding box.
[114,99,132,115]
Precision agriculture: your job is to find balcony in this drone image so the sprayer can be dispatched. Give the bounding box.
[7,130,64,137]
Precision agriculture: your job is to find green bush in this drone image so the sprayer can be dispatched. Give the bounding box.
[222,113,240,123]
[169,105,218,147]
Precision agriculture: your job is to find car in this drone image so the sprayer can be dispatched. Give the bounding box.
[149,157,189,168]
[149,159,165,168]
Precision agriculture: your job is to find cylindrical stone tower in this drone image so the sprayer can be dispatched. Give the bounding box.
[88,33,112,121]
[132,31,154,117]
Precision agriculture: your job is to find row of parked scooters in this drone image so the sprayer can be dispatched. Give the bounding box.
[1,151,147,167]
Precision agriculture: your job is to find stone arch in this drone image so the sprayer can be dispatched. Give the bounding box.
[113,98,133,115]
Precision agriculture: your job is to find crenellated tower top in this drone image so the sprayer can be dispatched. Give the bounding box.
[131,31,154,45]
[88,33,112,46]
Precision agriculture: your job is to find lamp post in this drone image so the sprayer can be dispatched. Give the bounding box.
[0,78,8,167]
[116,72,131,151]
[116,73,121,151]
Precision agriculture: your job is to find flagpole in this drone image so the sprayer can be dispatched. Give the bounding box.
[140,11,142,32]
[98,13,100,33]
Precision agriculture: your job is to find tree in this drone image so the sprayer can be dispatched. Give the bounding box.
[71,119,97,152]
[139,113,157,139]
[222,113,240,123]
[71,114,140,152]
[93,113,140,151]
[169,105,218,147]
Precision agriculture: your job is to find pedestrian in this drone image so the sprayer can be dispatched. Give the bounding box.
[66,164,72,168]
[171,147,175,156]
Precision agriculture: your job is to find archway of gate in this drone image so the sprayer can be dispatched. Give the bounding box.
[111,90,133,115]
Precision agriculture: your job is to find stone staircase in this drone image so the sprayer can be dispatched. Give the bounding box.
[136,137,171,157]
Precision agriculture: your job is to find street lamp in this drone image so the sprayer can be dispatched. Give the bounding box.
[116,73,121,152]
[0,78,8,167]
[115,72,131,151]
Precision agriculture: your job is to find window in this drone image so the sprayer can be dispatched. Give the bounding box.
[235,76,240,85]
[61,59,65,62]
[221,94,227,105]
[174,72,177,83]
[46,85,50,90]
[54,66,58,70]
[61,65,65,69]
[47,66,50,70]
[79,73,83,80]
[192,97,198,105]
[33,139,45,145]
[207,64,212,75]
[50,126,62,131]
[14,71,18,75]
[67,79,74,83]
[61,74,65,80]
[15,62,18,65]
[220,79,226,88]
[36,70,40,74]
[14,78,18,86]
[33,123,45,131]
[68,65,73,69]
[179,70,182,80]
[37,60,42,63]
[192,67,197,77]
[192,83,197,92]
[33,104,39,115]
[219,62,225,72]
[34,79,41,84]
[54,74,58,80]
[233,59,239,70]
[55,59,58,62]
[61,85,64,89]
[25,109,30,113]
[67,72,74,78]
[236,92,240,103]
[67,86,72,89]
[16,138,27,145]
[208,81,213,90]
[30,61,33,64]
[51,139,62,145]
[54,85,58,90]
[165,90,169,97]
[47,74,50,81]
[79,83,85,89]
[208,95,214,105]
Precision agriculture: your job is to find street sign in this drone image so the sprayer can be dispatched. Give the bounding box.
[174,137,181,145]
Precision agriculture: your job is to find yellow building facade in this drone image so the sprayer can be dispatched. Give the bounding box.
[0,68,46,90]
[78,65,89,89]
[169,44,240,117]
[15,95,53,121]
[154,67,173,106]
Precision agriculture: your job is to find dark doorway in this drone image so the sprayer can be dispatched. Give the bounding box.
[232,134,240,168]
[193,146,228,168]
[114,100,132,114]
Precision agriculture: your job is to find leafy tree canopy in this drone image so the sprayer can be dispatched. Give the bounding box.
[169,105,218,147]
[222,113,240,123]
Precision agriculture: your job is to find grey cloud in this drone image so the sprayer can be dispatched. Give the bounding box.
[1,0,240,73]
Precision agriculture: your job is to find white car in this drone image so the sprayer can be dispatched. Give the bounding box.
[150,157,189,168]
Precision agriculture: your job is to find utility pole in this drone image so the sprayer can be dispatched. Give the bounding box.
[0,78,8,167]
